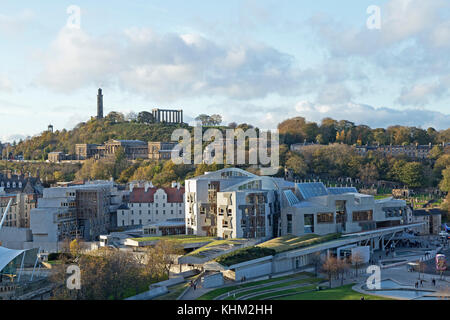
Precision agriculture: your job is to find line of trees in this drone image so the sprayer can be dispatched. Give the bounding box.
[51,239,183,300]
[278,117,450,147]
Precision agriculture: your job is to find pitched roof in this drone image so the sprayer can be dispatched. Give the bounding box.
[130,187,185,203]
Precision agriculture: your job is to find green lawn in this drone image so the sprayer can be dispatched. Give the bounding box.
[197,274,303,300]
[374,195,391,200]
[215,246,276,267]
[275,284,391,300]
[186,239,246,258]
[250,284,318,300]
[224,278,323,300]
[257,233,341,253]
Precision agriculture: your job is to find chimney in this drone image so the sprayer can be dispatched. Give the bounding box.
[171,181,177,188]
[145,182,150,192]
[130,183,134,192]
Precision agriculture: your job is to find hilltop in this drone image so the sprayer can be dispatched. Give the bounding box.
[12,117,191,161]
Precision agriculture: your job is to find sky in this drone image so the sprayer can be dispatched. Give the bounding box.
[0,0,450,142]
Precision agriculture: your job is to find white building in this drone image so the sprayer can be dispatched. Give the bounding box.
[30,181,125,245]
[281,183,407,237]
[117,184,184,228]
[185,168,408,240]
[185,168,292,239]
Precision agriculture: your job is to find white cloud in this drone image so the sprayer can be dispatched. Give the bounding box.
[0,9,34,36]
[0,75,13,92]
[309,0,450,108]
[294,100,450,130]
[37,27,310,101]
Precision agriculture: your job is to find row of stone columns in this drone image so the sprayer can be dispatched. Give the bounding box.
[152,109,183,123]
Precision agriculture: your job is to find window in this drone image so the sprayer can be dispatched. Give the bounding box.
[287,214,292,234]
[317,213,334,224]
[352,210,373,222]
[304,214,314,233]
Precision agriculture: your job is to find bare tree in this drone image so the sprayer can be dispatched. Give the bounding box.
[417,260,427,280]
[337,258,350,286]
[322,256,338,288]
[351,252,365,278]
[310,252,322,277]
[144,240,184,279]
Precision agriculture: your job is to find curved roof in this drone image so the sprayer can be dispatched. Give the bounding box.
[193,168,257,180]
[0,246,25,273]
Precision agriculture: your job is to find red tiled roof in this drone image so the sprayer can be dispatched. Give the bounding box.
[129,187,185,203]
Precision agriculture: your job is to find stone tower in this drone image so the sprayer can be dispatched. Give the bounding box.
[97,88,103,119]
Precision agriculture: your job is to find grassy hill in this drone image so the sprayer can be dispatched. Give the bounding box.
[12,118,191,160]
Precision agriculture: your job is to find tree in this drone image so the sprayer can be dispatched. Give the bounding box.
[228,122,238,129]
[125,111,138,122]
[358,163,379,184]
[51,248,156,300]
[322,256,338,288]
[400,162,425,188]
[417,260,427,280]
[195,114,212,126]
[440,167,450,192]
[336,258,350,286]
[286,153,308,178]
[351,252,365,278]
[210,114,223,126]
[145,240,183,278]
[69,239,83,258]
[310,252,322,277]
[137,111,154,124]
[105,112,125,123]
[428,145,443,160]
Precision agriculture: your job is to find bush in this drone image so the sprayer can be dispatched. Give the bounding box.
[48,252,73,261]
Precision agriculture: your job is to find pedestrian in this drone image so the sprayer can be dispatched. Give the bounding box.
[420,280,423,287]
[432,279,436,286]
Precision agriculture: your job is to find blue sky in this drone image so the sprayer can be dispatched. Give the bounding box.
[0,0,449,142]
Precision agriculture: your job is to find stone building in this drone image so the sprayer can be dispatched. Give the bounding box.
[0,192,38,228]
[355,142,450,159]
[0,172,43,195]
[148,142,177,160]
[48,152,66,163]
[117,183,185,228]
[406,208,442,235]
[76,140,178,161]
[76,140,148,160]
[75,143,104,160]
[152,108,183,124]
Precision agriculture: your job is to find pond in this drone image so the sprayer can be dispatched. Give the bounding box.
[372,289,431,299]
